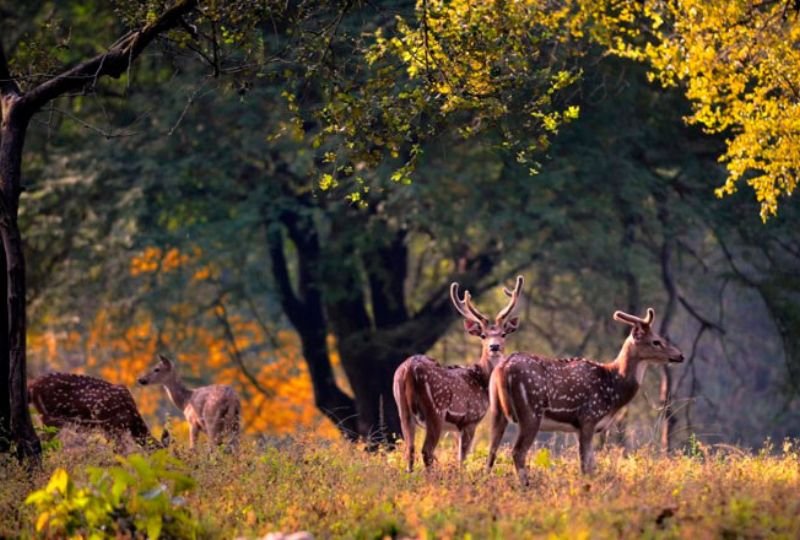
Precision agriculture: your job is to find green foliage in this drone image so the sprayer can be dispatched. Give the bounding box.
[35,424,63,455]
[25,450,200,539]
[685,433,703,460]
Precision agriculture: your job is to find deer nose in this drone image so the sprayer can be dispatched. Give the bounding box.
[489,344,501,352]
[137,377,147,385]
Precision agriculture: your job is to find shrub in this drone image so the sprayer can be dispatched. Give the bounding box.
[25,450,200,539]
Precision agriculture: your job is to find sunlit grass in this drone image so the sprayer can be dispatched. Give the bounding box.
[2,428,799,539]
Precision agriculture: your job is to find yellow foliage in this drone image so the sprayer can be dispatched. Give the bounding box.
[596,0,800,219]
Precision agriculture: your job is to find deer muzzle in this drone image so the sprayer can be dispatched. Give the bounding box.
[669,353,685,363]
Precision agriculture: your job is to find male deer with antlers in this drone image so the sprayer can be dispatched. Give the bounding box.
[138,354,241,452]
[28,372,168,451]
[487,308,684,485]
[393,276,524,472]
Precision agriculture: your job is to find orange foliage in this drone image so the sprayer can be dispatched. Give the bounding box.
[29,247,344,440]
[129,246,198,276]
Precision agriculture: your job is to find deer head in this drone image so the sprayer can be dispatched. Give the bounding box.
[137,354,177,386]
[450,275,524,372]
[613,308,684,364]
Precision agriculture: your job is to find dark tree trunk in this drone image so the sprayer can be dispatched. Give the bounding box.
[0,82,41,461]
[265,210,360,438]
[265,200,497,444]
[0,237,8,452]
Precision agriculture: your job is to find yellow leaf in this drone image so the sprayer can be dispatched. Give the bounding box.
[35,511,50,532]
[46,468,69,495]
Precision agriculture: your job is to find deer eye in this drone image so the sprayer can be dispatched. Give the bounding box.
[480,334,486,339]
[154,367,160,372]
[501,333,507,338]
[652,340,663,348]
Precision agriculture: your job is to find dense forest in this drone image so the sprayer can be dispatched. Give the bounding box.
[2,1,800,538]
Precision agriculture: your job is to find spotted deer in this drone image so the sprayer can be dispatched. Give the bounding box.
[137,354,241,451]
[393,276,524,472]
[28,372,168,451]
[487,308,684,485]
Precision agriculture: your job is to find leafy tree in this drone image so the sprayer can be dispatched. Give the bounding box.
[595,0,800,219]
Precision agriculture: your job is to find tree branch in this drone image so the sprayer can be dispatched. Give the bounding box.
[20,0,199,115]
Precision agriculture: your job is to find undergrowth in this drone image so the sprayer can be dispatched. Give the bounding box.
[1,431,799,539]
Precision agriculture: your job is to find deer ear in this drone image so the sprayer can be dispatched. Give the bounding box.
[464,319,483,336]
[503,317,520,335]
[158,354,172,366]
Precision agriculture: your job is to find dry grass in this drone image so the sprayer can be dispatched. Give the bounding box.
[1,429,799,539]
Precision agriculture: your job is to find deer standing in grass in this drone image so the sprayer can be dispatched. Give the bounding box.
[486,308,684,485]
[393,276,524,472]
[28,372,167,450]
[138,354,241,452]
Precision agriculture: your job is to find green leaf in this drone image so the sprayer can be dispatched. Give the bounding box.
[146,514,163,540]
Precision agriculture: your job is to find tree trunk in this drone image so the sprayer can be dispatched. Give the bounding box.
[265,213,360,438]
[0,90,41,461]
[0,226,8,453]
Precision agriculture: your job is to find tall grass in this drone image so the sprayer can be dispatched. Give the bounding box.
[2,429,799,539]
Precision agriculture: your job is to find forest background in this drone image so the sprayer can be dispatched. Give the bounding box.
[2,0,800,457]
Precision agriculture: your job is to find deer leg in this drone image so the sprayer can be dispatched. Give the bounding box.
[189,422,198,450]
[400,415,416,473]
[512,411,541,487]
[486,404,509,472]
[421,415,443,469]
[578,424,597,475]
[458,424,477,466]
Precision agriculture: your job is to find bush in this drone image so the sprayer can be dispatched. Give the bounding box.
[25,450,200,539]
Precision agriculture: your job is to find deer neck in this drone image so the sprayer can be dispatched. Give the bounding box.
[162,376,194,411]
[611,338,648,388]
[477,350,501,381]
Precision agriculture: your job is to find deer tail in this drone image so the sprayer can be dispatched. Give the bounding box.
[392,359,416,445]
[490,362,516,423]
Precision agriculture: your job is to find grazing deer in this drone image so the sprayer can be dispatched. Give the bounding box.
[393,276,524,472]
[137,354,241,451]
[28,372,167,450]
[486,308,684,485]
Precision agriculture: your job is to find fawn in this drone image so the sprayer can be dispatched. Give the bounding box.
[138,354,241,451]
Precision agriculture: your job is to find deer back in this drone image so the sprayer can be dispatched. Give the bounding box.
[495,353,637,431]
[28,372,163,448]
[187,384,241,432]
[395,355,491,428]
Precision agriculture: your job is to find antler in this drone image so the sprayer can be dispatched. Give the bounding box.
[450,282,489,325]
[496,275,524,324]
[613,307,655,327]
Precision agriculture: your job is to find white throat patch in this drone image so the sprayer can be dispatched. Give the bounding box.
[635,362,649,385]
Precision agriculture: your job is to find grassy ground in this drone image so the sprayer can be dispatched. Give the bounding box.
[1,430,799,539]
